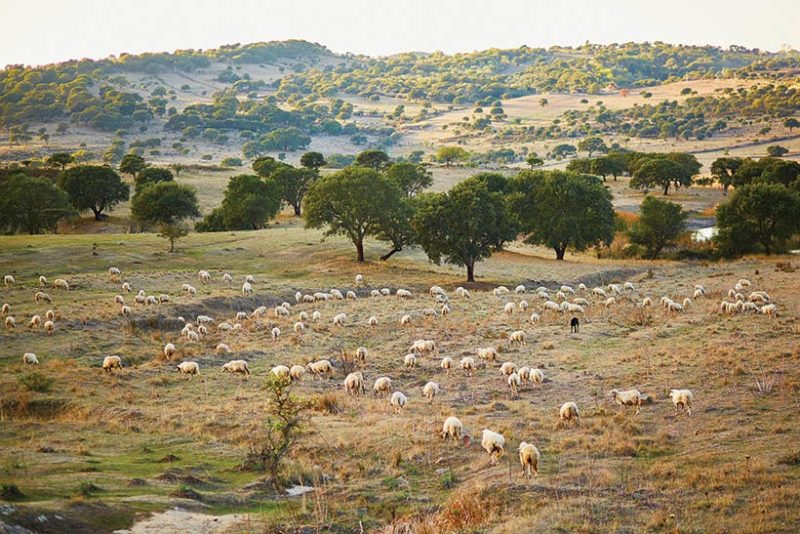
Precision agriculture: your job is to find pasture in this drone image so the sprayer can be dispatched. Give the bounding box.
[1,228,799,533]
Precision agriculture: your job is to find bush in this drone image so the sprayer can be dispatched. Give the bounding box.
[221,157,243,167]
[19,372,54,393]
[1,484,25,501]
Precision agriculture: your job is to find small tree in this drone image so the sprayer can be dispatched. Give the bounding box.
[384,162,433,197]
[375,197,418,261]
[627,196,687,258]
[526,154,544,168]
[355,149,390,170]
[131,182,200,251]
[549,144,577,160]
[135,167,174,193]
[46,152,74,170]
[119,153,147,179]
[58,165,130,220]
[767,145,789,157]
[198,174,282,231]
[630,158,693,195]
[434,146,469,166]
[578,136,608,157]
[270,166,319,216]
[300,151,326,170]
[783,118,799,132]
[710,157,744,193]
[252,156,288,177]
[0,174,76,234]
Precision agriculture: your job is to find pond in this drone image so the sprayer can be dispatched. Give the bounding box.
[692,226,718,242]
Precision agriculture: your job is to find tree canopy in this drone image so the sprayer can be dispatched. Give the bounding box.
[135,167,174,193]
[119,153,147,178]
[384,162,433,197]
[197,174,281,231]
[0,174,76,234]
[630,157,694,195]
[434,146,470,166]
[354,149,390,170]
[270,166,319,216]
[58,165,130,220]
[627,196,687,258]
[300,151,326,170]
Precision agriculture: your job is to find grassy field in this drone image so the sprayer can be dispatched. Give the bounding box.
[1,225,799,533]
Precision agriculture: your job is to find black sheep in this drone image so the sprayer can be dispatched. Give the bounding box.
[570,316,579,333]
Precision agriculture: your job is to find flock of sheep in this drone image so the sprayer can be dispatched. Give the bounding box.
[1,268,779,479]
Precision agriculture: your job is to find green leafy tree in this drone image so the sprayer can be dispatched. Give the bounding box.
[413,177,516,281]
[550,144,577,160]
[577,136,608,157]
[252,156,288,177]
[0,174,76,234]
[355,149,390,170]
[509,170,615,260]
[526,154,544,168]
[767,145,789,157]
[119,153,147,179]
[630,158,693,195]
[434,146,470,166]
[304,166,403,262]
[716,183,800,256]
[46,152,73,170]
[710,157,744,192]
[270,166,319,216]
[198,174,281,231]
[135,167,174,193]
[784,118,800,132]
[300,151,326,170]
[627,196,687,258]
[58,165,130,220]
[592,156,625,181]
[384,162,432,197]
[375,197,419,261]
[131,182,200,251]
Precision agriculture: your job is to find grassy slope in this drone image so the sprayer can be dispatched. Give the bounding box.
[1,227,799,532]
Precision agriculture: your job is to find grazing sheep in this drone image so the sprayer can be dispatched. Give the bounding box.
[120,305,132,316]
[493,286,510,296]
[189,329,202,341]
[373,376,392,396]
[410,339,437,356]
[306,360,333,379]
[274,305,290,318]
[370,289,381,298]
[441,304,451,316]
[682,298,692,309]
[293,321,305,334]
[390,391,407,413]
[343,372,366,396]
[518,442,541,479]
[515,285,526,294]
[563,302,584,314]
[503,302,516,315]
[396,289,412,299]
[38,275,47,287]
[422,307,438,318]
[667,301,684,313]
[245,275,255,284]
[641,297,653,307]
[113,295,125,305]
[460,357,476,376]
[610,389,651,414]
[693,288,705,299]
[544,301,561,312]
[289,365,305,381]
[364,315,378,327]
[517,366,531,381]
[440,357,453,373]
[441,416,464,442]
[4,275,16,286]
[578,283,588,291]
[460,289,471,299]
[355,346,368,364]
[53,279,69,290]
[355,274,364,286]
[529,368,545,386]
[592,287,607,298]
[500,361,517,376]
[749,291,770,304]
[333,313,347,327]
[177,361,200,375]
[573,297,590,307]
[560,285,575,295]
[312,311,322,322]
[271,327,281,340]
[197,270,211,284]
[477,347,498,362]
[43,320,55,335]
[122,282,132,293]
[399,314,412,326]
[220,273,232,284]
[145,295,158,306]
[5,316,16,330]
[381,288,391,296]
[761,304,777,318]
[404,353,418,368]
[242,282,253,296]
[609,284,622,295]
[271,365,291,379]
[302,294,315,303]
[669,389,694,416]
[346,290,357,300]
[215,343,231,355]
[108,267,121,279]
[186,286,197,297]
[44,310,54,322]
[34,291,52,304]
[331,289,344,300]
[423,381,440,403]
[604,297,616,307]
[570,316,579,333]
[163,343,177,358]
[559,402,580,427]
[738,278,752,288]
[508,372,521,396]
[221,360,250,377]
[1,303,9,315]
[529,313,540,324]
[741,301,759,313]
[509,330,527,347]
[481,429,505,465]
[28,315,42,328]
[22,352,39,365]
[624,282,635,291]
[102,355,123,372]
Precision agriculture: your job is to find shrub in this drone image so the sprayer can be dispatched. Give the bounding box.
[19,372,54,393]
[1,484,25,501]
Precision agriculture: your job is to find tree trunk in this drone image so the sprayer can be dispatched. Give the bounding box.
[663,183,670,195]
[380,247,401,261]
[555,247,566,260]
[293,203,301,216]
[466,262,475,283]
[92,208,102,221]
[169,236,175,252]
[355,240,365,262]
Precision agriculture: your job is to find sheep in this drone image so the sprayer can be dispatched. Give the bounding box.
[563,303,585,315]
[682,298,692,309]
[245,275,255,284]
[134,294,147,305]
[314,292,329,301]
[109,267,121,279]
[515,285,526,294]
[215,343,232,355]
[481,429,505,465]
[423,381,440,403]
[592,287,607,298]
[610,389,651,414]
[641,297,653,307]
[293,322,305,334]
[220,360,250,377]
[177,361,200,375]
[102,355,123,372]
[441,416,464,442]
[1,303,9,315]
[53,279,69,290]
[624,282,635,292]
[303,294,316,303]
[560,285,575,295]
[460,357,476,376]
[306,360,333,379]
[410,339,437,356]
[422,307,438,318]
[493,286,510,296]
[667,301,684,313]
[609,284,623,295]
[186,286,197,297]
[441,304,451,316]
[234,311,248,321]
[271,365,291,379]
[5,316,16,330]
[741,301,759,313]
[604,297,617,307]
[344,372,366,396]
[460,289,471,299]
[503,302,516,315]
[197,270,211,284]
[508,372,521,396]
[555,291,567,302]
[529,313,540,324]
[500,361,517,376]
[381,288,391,296]
[693,289,705,299]
[370,289,381,298]
[242,282,254,296]
[38,275,47,287]
[396,289,412,299]
[455,286,465,297]
[312,311,322,322]
[331,289,344,300]
[333,313,347,327]
[27,315,41,329]
[373,376,392,396]
[578,283,588,291]
[120,305,132,316]
[4,275,16,286]
[559,402,580,427]
[529,369,544,386]
[573,297,590,307]
[440,357,453,373]
[390,391,407,413]
[669,389,694,416]
[570,316,579,333]
[518,442,541,479]
[271,327,281,340]
[43,320,55,335]
[719,301,737,315]
[544,301,561,312]
[275,305,290,318]
[22,352,39,365]
[289,365,305,381]
[477,347,498,362]
[355,274,364,286]
[122,282,132,293]
[34,291,52,304]
[145,295,158,306]
[760,304,777,318]
[738,278,752,288]
[114,295,125,305]
[404,353,417,368]
[188,330,201,342]
[749,291,770,304]
[399,314,412,326]
[365,315,379,327]
[509,330,527,347]
[355,346,368,363]
[222,273,233,284]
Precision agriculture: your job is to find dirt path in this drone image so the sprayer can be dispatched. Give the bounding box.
[115,509,248,534]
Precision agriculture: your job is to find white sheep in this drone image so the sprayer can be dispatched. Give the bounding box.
[423,381,440,403]
[609,284,622,295]
[396,289,412,299]
[693,288,705,299]
[503,302,516,315]
[515,285,526,294]
[312,311,322,322]
[343,372,366,396]
[245,275,255,284]
[381,288,391,296]
[242,282,253,296]
[122,282,132,293]
[578,283,588,291]
[544,301,561,312]
[481,429,505,465]
[271,365,291,379]
[5,316,16,330]
[102,355,123,372]
[177,361,200,375]
[604,297,616,307]
[53,279,69,290]
[346,290,357,300]
[222,273,233,284]
[441,416,464,442]
[120,305,132,316]
[290,365,305,381]
[508,372,521,396]
[186,286,197,297]
[293,321,305,333]
[367,315,378,327]
[271,327,281,340]
[422,307,438,318]
[404,353,417,368]
[682,298,692,309]
[477,347,498,362]
[306,360,333,379]
[410,339,437,356]
[390,391,407,413]
[355,346,368,363]
[738,278,752,288]
[641,297,653,307]
[215,343,231,355]
[34,291,52,304]
[573,297,590,307]
[509,330,527,347]
[669,389,694,416]
[4,275,16,286]
[222,360,250,376]
[43,320,55,335]
[500,361,517,376]
[333,312,347,327]
[399,314,412,326]
[592,287,607,298]
[559,402,580,427]
[460,357,476,376]
[373,376,392,396]
[22,352,39,365]
[560,285,575,295]
[760,304,777,318]
[355,274,364,286]
[1,303,9,315]
[38,275,47,287]
[529,313,540,324]
[529,368,545,386]
[440,357,453,373]
[517,366,531,382]
[518,442,540,479]
[441,304,451,316]
[610,389,650,414]
[188,330,201,342]
[331,289,344,300]
[275,305,290,318]
[493,286,510,296]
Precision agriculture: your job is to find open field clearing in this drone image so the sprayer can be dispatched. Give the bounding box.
[2,228,800,532]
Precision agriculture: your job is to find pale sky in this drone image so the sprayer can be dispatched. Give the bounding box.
[1,0,797,67]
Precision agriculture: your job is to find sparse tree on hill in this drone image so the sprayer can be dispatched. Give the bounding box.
[270,166,319,216]
[630,158,694,195]
[46,152,73,171]
[131,182,200,251]
[434,146,470,166]
[526,154,544,168]
[784,118,799,132]
[578,136,608,157]
[198,174,281,231]
[119,153,147,179]
[355,149,390,170]
[135,167,174,193]
[627,196,687,259]
[767,145,789,157]
[58,165,130,220]
[549,144,577,160]
[710,157,744,193]
[384,162,432,197]
[252,156,288,177]
[300,151,326,170]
